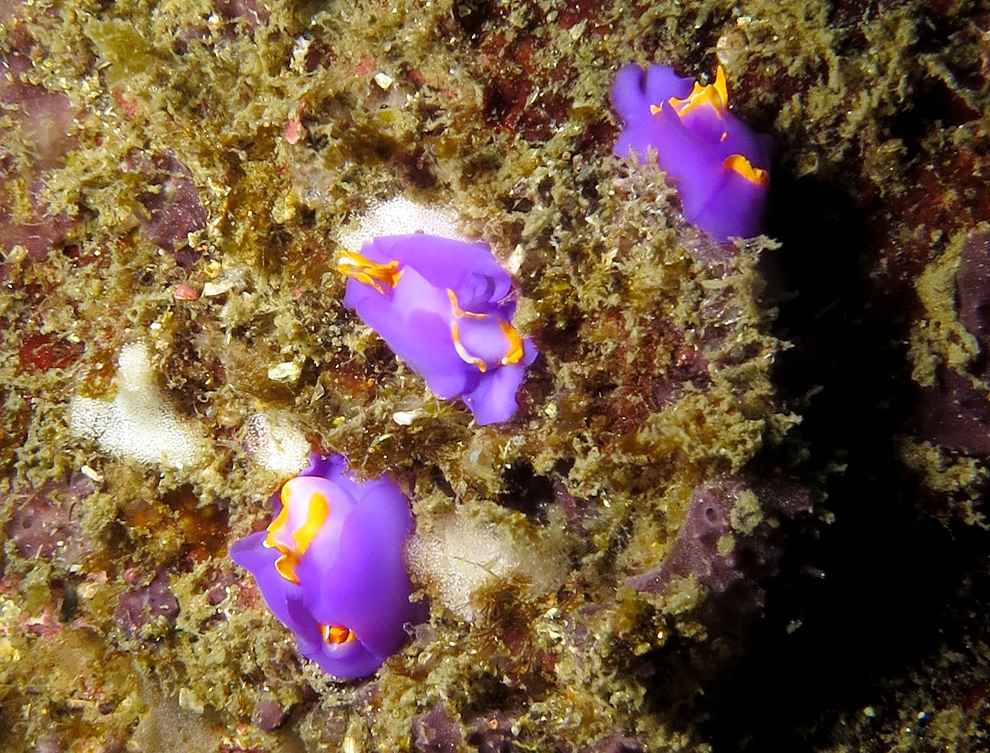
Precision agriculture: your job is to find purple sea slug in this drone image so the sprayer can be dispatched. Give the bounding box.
[338,234,537,425]
[230,453,424,679]
[611,63,775,242]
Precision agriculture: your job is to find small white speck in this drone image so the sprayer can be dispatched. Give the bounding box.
[79,464,103,483]
[393,409,425,426]
[267,360,302,383]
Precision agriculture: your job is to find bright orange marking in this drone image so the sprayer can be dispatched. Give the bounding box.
[320,624,356,644]
[723,154,770,186]
[667,65,729,117]
[292,492,329,555]
[266,495,291,544]
[451,320,488,372]
[274,553,301,585]
[264,483,330,584]
[446,288,525,371]
[338,249,403,294]
[447,289,487,319]
[498,320,524,366]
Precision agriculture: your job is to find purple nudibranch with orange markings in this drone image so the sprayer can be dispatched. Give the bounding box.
[338,234,537,425]
[611,63,775,242]
[230,453,425,679]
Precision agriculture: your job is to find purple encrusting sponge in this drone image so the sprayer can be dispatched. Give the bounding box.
[230,453,425,679]
[338,234,537,425]
[611,63,775,242]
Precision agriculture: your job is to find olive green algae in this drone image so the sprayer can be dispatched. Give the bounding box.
[2,0,989,750]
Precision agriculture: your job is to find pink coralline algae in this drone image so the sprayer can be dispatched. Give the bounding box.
[130,150,207,254]
[3,474,95,569]
[230,453,425,679]
[611,64,775,242]
[0,26,80,261]
[411,705,463,752]
[917,229,990,455]
[114,572,180,639]
[629,473,813,631]
[338,234,538,425]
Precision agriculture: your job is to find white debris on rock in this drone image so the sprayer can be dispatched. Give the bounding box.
[201,267,246,298]
[243,410,310,474]
[337,196,468,250]
[266,359,302,384]
[392,408,426,426]
[405,512,566,623]
[68,341,209,470]
[373,71,394,90]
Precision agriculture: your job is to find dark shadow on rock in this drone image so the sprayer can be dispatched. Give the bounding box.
[652,175,985,750]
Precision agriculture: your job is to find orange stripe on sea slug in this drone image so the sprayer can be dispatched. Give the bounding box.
[292,492,329,555]
[724,154,770,186]
[320,624,356,644]
[668,65,729,117]
[338,249,403,294]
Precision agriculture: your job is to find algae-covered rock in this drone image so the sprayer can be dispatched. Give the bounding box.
[2,0,989,750]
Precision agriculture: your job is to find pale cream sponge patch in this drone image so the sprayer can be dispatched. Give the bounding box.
[337,196,468,250]
[405,510,567,623]
[68,341,210,470]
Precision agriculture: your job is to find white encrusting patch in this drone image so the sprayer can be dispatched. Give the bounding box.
[244,410,310,475]
[337,197,468,250]
[68,341,209,470]
[405,512,566,623]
